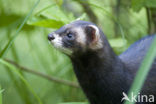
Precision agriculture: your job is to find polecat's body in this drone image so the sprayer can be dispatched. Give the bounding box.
[48,20,156,104]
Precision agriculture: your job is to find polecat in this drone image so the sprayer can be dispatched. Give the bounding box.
[48,20,156,104]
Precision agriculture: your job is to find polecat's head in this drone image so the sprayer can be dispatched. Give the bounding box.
[48,20,104,56]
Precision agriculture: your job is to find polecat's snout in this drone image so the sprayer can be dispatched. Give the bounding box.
[48,34,55,41]
[48,20,103,55]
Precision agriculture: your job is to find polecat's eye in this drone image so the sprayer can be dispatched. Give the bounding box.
[67,33,73,39]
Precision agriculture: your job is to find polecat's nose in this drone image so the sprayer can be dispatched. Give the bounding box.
[48,34,55,41]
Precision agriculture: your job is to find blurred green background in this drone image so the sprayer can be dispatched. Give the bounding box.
[0,0,156,104]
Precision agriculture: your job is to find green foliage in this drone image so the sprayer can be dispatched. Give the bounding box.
[27,4,86,29]
[132,0,156,11]
[0,0,40,58]
[0,86,4,104]
[0,0,155,104]
[0,59,42,104]
[27,5,71,28]
[28,18,65,28]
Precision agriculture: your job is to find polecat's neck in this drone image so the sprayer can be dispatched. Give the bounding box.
[71,47,131,104]
[71,44,118,74]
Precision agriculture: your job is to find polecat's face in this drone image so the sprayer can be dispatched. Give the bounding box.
[48,20,103,56]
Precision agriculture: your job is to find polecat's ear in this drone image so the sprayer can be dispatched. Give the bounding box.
[85,25,100,44]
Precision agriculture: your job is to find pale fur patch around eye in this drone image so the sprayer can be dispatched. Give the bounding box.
[73,27,86,46]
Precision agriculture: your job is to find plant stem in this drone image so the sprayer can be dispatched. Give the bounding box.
[4,59,79,88]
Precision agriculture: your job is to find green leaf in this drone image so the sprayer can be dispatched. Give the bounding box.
[27,5,75,28]
[125,36,156,104]
[35,5,68,21]
[0,59,42,104]
[27,17,65,28]
[28,4,87,29]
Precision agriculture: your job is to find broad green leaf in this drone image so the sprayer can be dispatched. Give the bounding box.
[36,5,70,22]
[125,36,156,104]
[27,5,75,28]
[28,4,87,28]
[27,17,65,28]
[109,38,127,48]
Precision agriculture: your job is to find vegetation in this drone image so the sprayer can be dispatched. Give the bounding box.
[0,0,156,104]
[0,86,4,104]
